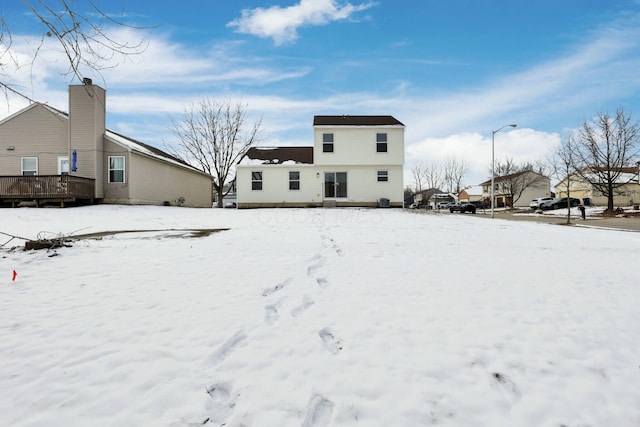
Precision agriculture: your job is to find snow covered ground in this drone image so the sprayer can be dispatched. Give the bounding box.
[1,205,639,427]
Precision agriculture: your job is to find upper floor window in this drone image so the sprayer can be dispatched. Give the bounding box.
[252,171,263,190]
[21,157,38,176]
[289,171,300,190]
[377,170,389,182]
[108,156,125,183]
[323,133,334,152]
[376,133,388,152]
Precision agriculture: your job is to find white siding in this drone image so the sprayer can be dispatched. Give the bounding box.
[237,164,403,207]
[237,165,320,206]
[313,126,404,166]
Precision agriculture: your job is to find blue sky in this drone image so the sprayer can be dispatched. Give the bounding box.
[2,0,640,186]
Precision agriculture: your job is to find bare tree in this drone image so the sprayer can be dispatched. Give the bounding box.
[443,156,469,193]
[1,1,148,95]
[421,162,445,192]
[570,109,640,211]
[551,137,577,224]
[411,164,425,193]
[170,99,263,208]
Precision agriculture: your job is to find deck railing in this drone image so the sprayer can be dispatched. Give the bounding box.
[0,175,95,202]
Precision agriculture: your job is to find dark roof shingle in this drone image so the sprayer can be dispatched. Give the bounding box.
[244,146,314,164]
[313,115,404,126]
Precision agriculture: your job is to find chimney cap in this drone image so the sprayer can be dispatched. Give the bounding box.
[82,77,92,85]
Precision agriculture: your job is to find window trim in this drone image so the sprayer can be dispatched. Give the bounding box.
[21,157,38,176]
[251,171,263,191]
[322,133,334,153]
[376,133,388,153]
[289,171,300,191]
[377,170,389,182]
[108,155,126,183]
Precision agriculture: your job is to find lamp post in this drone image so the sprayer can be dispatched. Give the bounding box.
[491,124,517,218]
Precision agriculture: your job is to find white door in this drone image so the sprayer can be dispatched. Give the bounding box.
[58,157,69,175]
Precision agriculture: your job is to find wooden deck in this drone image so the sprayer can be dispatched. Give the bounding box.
[0,175,95,207]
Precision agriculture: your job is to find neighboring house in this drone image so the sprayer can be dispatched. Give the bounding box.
[458,185,485,203]
[236,115,405,208]
[0,80,212,207]
[413,188,448,208]
[555,167,640,207]
[479,171,551,208]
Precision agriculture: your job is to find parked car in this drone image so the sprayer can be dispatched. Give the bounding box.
[530,197,553,209]
[437,201,453,209]
[470,200,489,209]
[450,202,476,214]
[539,197,581,210]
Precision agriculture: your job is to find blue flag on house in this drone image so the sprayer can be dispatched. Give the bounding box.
[71,150,77,172]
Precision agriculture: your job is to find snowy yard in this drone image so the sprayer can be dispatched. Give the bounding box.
[1,205,639,427]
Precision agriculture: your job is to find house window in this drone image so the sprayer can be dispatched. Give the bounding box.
[376,133,388,152]
[289,171,300,190]
[21,157,38,176]
[108,156,125,183]
[252,171,263,190]
[323,133,334,152]
[377,170,389,182]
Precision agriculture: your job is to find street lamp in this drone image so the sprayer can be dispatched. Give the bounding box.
[491,124,517,218]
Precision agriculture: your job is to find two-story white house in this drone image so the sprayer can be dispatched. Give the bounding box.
[236,115,405,208]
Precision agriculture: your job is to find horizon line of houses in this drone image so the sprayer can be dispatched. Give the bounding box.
[2,81,639,209]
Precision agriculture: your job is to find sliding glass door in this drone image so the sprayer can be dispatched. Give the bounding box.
[324,172,347,198]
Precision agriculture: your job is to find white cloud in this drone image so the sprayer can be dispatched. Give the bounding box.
[405,129,562,187]
[227,0,375,45]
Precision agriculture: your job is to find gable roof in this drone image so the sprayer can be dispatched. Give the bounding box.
[3,102,207,175]
[313,115,405,127]
[478,170,548,186]
[459,185,483,196]
[242,146,314,165]
[104,131,207,174]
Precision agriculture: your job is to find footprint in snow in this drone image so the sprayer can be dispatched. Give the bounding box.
[205,330,247,367]
[291,295,315,317]
[301,394,334,427]
[307,256,326,277]
[265,304,279,325]
[490,372,520,405]
[318,328,343,354]
[263,278,292,296]
[203,383,237,424]
[315,277,329,288]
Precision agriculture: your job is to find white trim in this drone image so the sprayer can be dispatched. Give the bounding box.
[108,155,126,183]
[58,156,69,175]
[21,156,38,176]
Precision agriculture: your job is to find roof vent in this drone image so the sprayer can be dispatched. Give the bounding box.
[82,77,92,85]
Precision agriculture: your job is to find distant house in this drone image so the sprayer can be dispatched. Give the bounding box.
[458,185,485,203]
[479,171,550,208]
[236,115,405,208]
[0,80,212,207]
[555,167,640,207]
[413,188,446,208]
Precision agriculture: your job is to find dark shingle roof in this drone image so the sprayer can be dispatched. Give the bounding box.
[245,146,314,164]
[478,170,546,186]
[313,115,404,126]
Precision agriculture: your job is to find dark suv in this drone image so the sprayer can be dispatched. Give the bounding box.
[539,197,581,210]
[450,202,476,214]
[470,200,488,209]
